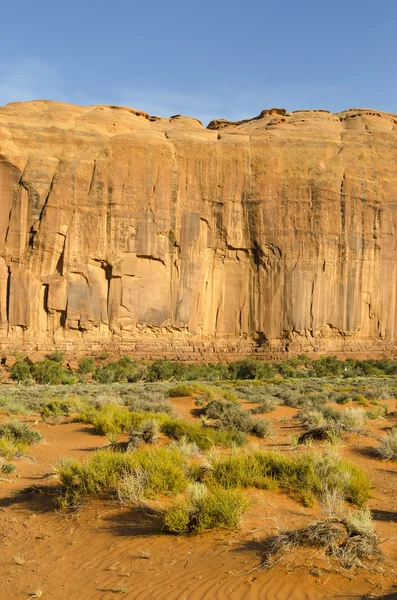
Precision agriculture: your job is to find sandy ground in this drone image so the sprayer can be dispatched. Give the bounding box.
[0,397,396,600]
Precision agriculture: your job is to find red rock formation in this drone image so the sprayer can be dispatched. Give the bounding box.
[1,100,397,356]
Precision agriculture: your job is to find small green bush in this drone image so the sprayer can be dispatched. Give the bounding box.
[78,357,95,376]
[207,450,371,507]
[48,350,66,363]
[10,361,31,383]
[161,419,247,450]
[31,360,66,385]
[163,484,249,533]
[56,447,190,509]
[167,384,195,398]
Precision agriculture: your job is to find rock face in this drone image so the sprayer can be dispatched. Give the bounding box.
[1,101,397,356]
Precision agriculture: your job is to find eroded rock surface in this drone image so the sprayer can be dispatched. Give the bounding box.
[1,100,397,356]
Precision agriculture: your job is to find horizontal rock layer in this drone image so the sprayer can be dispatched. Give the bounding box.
[1,101,397,356]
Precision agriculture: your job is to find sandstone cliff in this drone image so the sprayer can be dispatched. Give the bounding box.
[1,100,397,356]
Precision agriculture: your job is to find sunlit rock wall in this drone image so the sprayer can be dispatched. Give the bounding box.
[1,101,397,355]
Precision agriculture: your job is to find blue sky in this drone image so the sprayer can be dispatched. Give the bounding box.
[1,0,396,125]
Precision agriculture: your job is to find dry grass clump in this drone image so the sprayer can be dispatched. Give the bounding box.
[163,483,249,534]
[261,509,383,570]
[377,428,397,460]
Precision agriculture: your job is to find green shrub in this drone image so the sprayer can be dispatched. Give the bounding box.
[167,384,195,398]
[163,484,249,533]
[10,361,31,383]
[56,447,189,509]
[31,360,66,385]
[161,419,247,450]
[48,350,66,363]
[207,450,371,507]
[78,357,95,376]
[41,396,88,421]
[93,365,116,383]
[228,358,260,380]
[146,360,179,382]
[79,403,169,437]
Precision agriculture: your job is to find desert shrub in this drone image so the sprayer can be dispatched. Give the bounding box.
[207,450,371,507]
[79,403,134,435]
[298,406,368,440]
[127,419,160,449]
[0,420,43,458]
[228,358,260,380]
[163,483,248,533]
[41,396,88,421]
[56,447,189,509]
[161,419,247,450]
[31,360,66,385]
[172,436,201,457]
[251,419,273,438]
[167,384,195,398]
[120,386,172,415]
[205,400,253,431]
[78,357,95,377]
[146,360,180,382]
[93,365,116,384]
[41,399,71,420]
[377,428,397,460]
[255,362,277,379]
[167,382,237,403]
[10,361,31,383]
[251,398,277,414]
[48,350,66,363]
[117,468,148,504]
[340,407,368,434]
[79,403,246,449]
[366,405,387,420]
[0,461,16,475]
[204,400,272,438]
[79,403,169,437]
[0,420,43,446]
[310,356,344,377]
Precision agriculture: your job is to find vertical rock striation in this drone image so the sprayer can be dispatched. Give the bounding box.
[1,101,397,356]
